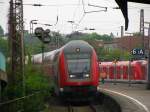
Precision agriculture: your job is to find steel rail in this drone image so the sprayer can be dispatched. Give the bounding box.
[89,104,97,112]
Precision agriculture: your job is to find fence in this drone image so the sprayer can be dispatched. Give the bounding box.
[0,91,48,112]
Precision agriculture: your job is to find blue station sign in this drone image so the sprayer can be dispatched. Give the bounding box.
[131,48,145,55]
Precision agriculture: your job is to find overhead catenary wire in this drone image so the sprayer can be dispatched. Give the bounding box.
[22,3,85,7]
[21,2,150,10]
[0,2,4,5]
[77,0,107,25]
[88,4,107,10]
[78,13,86,25]
[13,1,150,35]
[72,0,80,20]
[54,15,59,26]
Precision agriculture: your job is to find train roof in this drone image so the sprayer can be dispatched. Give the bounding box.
[31,40,94,63]
[100,60,147,66]
[31,49,59,63]
[62,40,93,53]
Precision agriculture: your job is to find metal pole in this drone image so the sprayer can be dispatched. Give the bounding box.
[30,20,38,37]
[41,32,44,70]
[121,26,124,37]
[140,9,144,48]
[9,0,25,97]
[42,44,44,65]
[148,23,150,49]
[0,80,1,102]
[30,22,31,35]
[147,24,150,89]
[57,34,59,48]
[31,22,33,35]
[0,56,2,103]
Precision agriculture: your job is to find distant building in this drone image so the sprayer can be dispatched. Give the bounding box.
[103,41,118,51]
[87,40,104,49]
[114,36,149,51]
[86,36,150,52]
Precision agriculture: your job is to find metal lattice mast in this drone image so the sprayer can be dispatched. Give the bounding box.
[9,0,25,96]
[140,9,144,48]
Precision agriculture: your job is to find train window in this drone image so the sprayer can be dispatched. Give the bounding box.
[123,66,128,79]
[66,54,90,59]
[65,54,91,79]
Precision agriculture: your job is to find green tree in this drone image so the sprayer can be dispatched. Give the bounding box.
[133,32,142,37]
[66,32,113,42]
[0,25,4,36]
[0,38,8,56]
[98,48,132,61]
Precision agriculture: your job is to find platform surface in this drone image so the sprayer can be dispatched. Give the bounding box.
[99,82,150,112]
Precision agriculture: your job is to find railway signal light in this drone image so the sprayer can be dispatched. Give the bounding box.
[43,29,51,44]
[34,27,51,43]
[34,27,44,39]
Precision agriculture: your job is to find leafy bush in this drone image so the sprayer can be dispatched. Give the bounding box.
[23,64,52,111]
[1,63,52,112]
[25,64,51,93]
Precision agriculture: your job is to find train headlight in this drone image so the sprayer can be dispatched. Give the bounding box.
[60,88,64,92]
[84,74,90,78]
[70,75,75,78]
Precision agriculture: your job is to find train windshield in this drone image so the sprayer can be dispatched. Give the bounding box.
[66,54,91,79]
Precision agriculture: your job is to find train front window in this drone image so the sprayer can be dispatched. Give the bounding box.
[66,54,91,79]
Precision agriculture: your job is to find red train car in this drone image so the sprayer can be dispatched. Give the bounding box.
[99,60,147,82]
[32,40,99,98]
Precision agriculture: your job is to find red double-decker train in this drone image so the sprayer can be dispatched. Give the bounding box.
[32,40,99,99]
[99,60,147,82]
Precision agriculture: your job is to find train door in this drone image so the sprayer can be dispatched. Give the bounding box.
[120,65,124,80]
[116,66,121,79]
[100,66,107,79]
[141,65,147,80]
[133,62,142,80]
[103,66,107,78]
[109,65,114,79]
[123,65,128,79]
[106,66,109,79]
[130,65,134,80]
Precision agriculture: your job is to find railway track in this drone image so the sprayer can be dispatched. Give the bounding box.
[47,91,120,112]
[67,104,97,112]
[68,105,74,112]
[89,104,97,112]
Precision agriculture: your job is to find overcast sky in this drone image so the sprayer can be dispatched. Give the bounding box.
[0,0,150,37]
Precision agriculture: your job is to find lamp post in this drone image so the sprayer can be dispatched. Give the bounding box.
[32,22,52,27]
[34,27,51,67]
[30,20,38,35]
[144,22,150,89]
[67,20,75,32]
